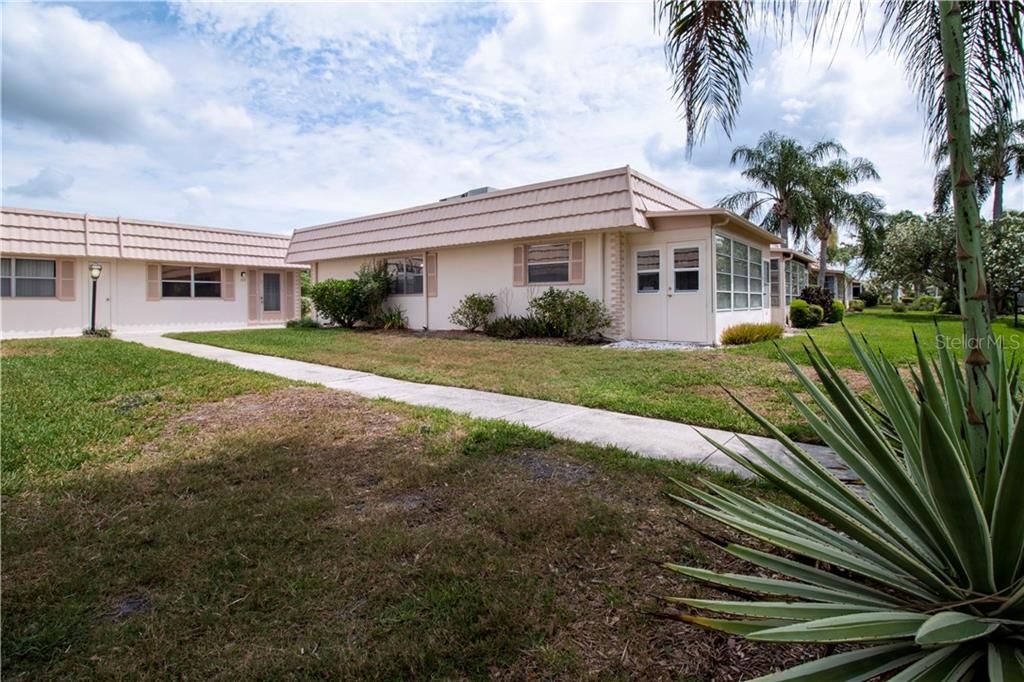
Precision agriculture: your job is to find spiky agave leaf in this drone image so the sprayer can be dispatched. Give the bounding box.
[665,329,1024,680]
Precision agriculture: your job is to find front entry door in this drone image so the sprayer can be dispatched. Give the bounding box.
[665,241,707,343]
[261,272,283,322]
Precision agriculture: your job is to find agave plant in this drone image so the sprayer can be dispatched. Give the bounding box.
[665,328,1023,680]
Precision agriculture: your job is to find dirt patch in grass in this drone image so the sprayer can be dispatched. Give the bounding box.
[4,387,825,679]
[0,344,55,358]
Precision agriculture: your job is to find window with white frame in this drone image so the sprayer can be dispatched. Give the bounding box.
[769,258,780,307]
[1,258,57,298]
[161,265,222,298]
[526,243,570,284]
[715,235,764,310]
[672,247,700,291]
[785,260,808,303]
[763,259,770,305]
[387,256,424,295]
[636,249,660,293]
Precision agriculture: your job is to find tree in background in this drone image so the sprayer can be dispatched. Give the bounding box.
[934,103,1024,224]
[872,213,959,302]
[806,157,884,288]
[717,131,843,247]
[986,211,1024,312]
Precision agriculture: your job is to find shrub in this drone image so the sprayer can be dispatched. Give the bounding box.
[527,288,612,342]
[830,299,845,322]
[808,303,824,326]
[720,322,783,345]
[309,279,365,327]
[449,293,496,331]
[373,306,406,330]
[483,314,547,339]
[799,286,835,320]
[909,294,940,311]
[860,288,880,307]
[300,296,312,319]
[81,327,112,338]
[848,298,865,312]
[789,299,818,328]
[356,261,392,322]
[286,318,321,329]
[892,300,907,312]
[665,330,1024,679]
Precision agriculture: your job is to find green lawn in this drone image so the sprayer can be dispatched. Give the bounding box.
[732,307,1024,370]
[173,308,1022,442]
[1,338,814,678]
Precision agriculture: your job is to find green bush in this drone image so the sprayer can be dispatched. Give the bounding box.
[309,279,365,327]
[720,322,784,345]
[909,294,940,311]
[449,293,496,331]
[799,286,834,320]
[374,307,407,330]
[830,300,845,322]
[81,327,112,338]
[860,289,880,307]
[286,318,321,329]
[808,304,824,325]
[789,299,818,328]
[527,288,612,342]
[892,301,907,312]
[483,314,547,339]
[848,298,865,312]
[357,261,392,322]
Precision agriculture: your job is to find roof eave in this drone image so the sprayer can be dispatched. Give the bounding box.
[645,209,783,244]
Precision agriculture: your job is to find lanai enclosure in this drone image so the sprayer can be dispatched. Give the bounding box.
[810,264,861,304]
[287,167,781,344]
[1,207,304,338]
[768,247,814,327]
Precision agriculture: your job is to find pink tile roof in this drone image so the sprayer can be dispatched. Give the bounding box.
[2,207,304,269]
[286,166,702,263]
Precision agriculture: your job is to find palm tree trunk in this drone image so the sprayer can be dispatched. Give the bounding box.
[779,215,791,248]
[940,1,994,432]
[816,229,828,289]
[992,178,1003,224]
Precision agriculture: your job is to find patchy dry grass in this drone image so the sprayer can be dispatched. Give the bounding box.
[172,327,818,442]
[2,339,825,679]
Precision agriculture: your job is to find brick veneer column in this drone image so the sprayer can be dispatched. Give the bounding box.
[607,231,627,338]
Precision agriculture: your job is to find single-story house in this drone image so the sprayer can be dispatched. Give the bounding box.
[768,246,813,327]
[809,264,860,304]
[1,207,304,338]
[287,166,781,344]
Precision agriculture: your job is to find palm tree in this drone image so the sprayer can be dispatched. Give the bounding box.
[717,131,843,247]
[656,0,1022,459]
[806,157,883,288]
[934,104,1024,223]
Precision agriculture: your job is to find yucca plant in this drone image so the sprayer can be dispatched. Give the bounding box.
[665,328,1023,679]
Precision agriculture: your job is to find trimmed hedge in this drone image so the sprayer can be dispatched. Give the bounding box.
[830,300,845,322]
[909,294,940,311]
[720,322,784,346]
[790,299,818,328]
[892,301,907,312]
[848,299,865,312]
[527,288,611,342]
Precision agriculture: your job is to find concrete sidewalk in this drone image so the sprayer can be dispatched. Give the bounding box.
[120,333,857,483]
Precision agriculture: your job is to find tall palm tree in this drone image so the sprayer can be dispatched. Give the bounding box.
[934,105,1024,223]
[717,131,843,247]
[656,0,1022,447]
[807,158,884,288]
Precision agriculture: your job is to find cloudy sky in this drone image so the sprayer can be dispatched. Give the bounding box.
[2,2,1020,236]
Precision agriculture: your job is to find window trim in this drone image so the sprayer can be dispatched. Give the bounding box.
[670,245,701,294]
[714,234,767,312]
[159,265,223,299]
[525,241,571,285]
[386,254,426,297]
[635,248,661,294]
[1,257,58,299]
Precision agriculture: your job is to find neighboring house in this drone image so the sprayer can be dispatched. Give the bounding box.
[287,166,781,344]
[1,207,304,338]
[810,264,859,304]
[768,246,814,327]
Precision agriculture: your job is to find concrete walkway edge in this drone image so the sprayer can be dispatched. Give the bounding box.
[120,333,856,483]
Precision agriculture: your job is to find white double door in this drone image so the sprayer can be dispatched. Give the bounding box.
[630,241,708,343]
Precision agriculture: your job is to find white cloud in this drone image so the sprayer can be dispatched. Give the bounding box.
[4,167,75,199]
[1,3,173,140]
[188,102,254,135]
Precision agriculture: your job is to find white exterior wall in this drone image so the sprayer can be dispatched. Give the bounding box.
[313,234,606,331]
[1,257,298,338]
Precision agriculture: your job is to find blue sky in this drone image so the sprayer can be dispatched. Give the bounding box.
[2,1,1020,236]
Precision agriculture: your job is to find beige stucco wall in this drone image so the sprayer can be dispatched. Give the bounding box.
[314,234,606,332]
[1,257,299,338]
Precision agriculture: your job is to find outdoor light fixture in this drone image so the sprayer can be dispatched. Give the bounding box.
[89,262,103,332]
[240,271,247,282]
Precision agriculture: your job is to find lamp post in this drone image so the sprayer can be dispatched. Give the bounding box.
[88,263,103,332]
